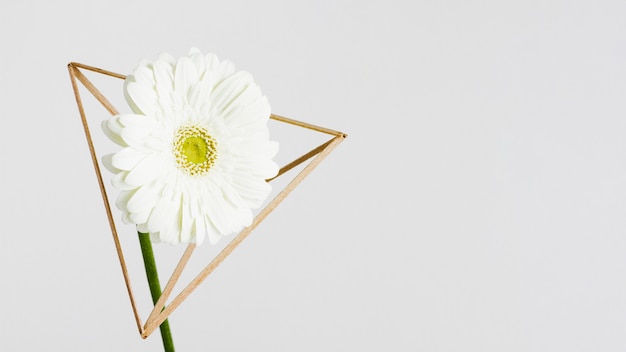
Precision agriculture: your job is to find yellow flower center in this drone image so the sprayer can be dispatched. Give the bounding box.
[173,125,217,176]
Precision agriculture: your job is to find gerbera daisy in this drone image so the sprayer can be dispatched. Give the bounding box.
[101,48,279,245]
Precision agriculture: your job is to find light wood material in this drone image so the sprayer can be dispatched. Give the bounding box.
[144,243,196,330]
[143,134,345,337]
[68,62,346,339]
[68,63,143,335]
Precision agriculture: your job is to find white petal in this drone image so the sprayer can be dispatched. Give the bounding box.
[101,117,127,147]
[160,193,183,244]
[133,65,156,87]
[121,211,132,224]
[118,113,157,128]
[229,173,272,206]
[101,153,121,173]
[146,195,174,233]
[239,208,253,227]
[120,123,152,148]
[119,122,166,152]
[202,183,231,234]
[216,59,236,82]
[137,223,149,233]
[246,159,280,179]
[150,232,161,243]
[111,147,145,171]
[222,96,270,129]
[205,215,223,245]
[157,52,177,66]
[234,140,279,159]
[190,74,216,117]
[189,50,207,77]
[115,189,136,212]
[124,154,166,186]
[130,207,152,225]
[153,60,175,116]
[126,179,162,213]
[259,160,280,178]
[220,181,247,209]
[111,171,137,191]
[210,71,254,115]
[203,53,223,78]
[264,141,280,159]
[179,194,194,244]
[174,56,199,101]
[125,81,157,116]
[192,216,206,245]
[221,82,262,119]
[123,79,141,115]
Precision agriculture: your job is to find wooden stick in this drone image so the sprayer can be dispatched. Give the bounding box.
[143,244,196,336]
[143,134,345,337]
[267,138,334,181]
[68,62,348,339]
[69,62,127,80]
[270,113,346,137]
[68,64,144,335]
[69,64,120,116]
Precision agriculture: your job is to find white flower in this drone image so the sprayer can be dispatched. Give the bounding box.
[101,48,279,245]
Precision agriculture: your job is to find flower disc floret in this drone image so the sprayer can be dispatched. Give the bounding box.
[173,125,218,176]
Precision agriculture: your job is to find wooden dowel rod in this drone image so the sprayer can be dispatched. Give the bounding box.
[143,244,196,335]
[267,138,334,182]
[69,62,127,80]
[69,62,348,339]
[270,113,346,137]
[143,135,345,337]
[68,64,144,334]
[70,66,120,116]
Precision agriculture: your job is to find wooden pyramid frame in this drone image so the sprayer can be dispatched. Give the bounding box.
[68,62,346,338]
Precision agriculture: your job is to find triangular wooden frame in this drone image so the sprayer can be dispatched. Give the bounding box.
[68,62,346,338]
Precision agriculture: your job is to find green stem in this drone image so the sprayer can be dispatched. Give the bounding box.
[138,232,175,352]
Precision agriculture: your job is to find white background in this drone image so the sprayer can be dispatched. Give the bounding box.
[1,0,626,351]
